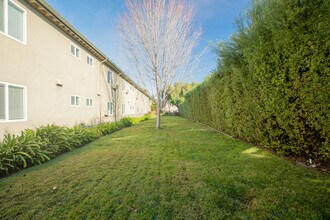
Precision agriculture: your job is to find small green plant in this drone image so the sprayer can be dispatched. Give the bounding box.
[35,125,72,157]
[119,117,134,127]
[0,131,50,175]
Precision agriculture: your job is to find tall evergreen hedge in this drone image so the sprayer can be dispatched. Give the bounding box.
[180,0,329,163]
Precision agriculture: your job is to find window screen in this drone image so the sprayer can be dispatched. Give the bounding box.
[0,0,4,32]
[75,48,80,58]
[71,45,75,55]
[75,96,80,106]
[71,95,75,105]
[8,1,24,42]
[8,85,24,120]
[0,84,5,119]
[108,71,113,84]
[108,102,113,115]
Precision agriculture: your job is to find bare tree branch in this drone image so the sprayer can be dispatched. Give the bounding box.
[117,0,203,129]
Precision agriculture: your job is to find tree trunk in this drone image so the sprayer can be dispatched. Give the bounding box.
[156,107,161,129]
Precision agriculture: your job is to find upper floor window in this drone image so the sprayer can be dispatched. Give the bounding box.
[70,43,81,59]
[122,80,125,90]
[70,94,80,107]
[87,55,94,67]
[0,0,27,44]
[0,81,27,122]
[107,71,113,85]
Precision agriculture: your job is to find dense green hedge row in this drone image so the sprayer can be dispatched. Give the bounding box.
[0,115,151,176]
[180,0,329,163]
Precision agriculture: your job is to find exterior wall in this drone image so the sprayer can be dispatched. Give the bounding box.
[118,78,151,118]
[164,103,179,114]
[0,0,151,137]
[114,76,151,119]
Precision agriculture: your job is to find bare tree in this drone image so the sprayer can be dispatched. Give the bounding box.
[117,0,202,129]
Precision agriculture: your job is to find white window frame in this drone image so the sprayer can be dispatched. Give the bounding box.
[0,81,27,122]
[86,97,93,108]
[0,0,27,44]
[122,104,125,115]
[70,94,80,107]
[70,43,81,59]
[107,70,113,85]
[86,54,94,67]
[107,101,113,116]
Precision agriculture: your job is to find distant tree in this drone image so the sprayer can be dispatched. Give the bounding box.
[168,82,198,108]
[117,0,202,129]
[150,100,157,112]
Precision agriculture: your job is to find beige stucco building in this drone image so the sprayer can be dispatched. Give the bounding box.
[0,0,152,138]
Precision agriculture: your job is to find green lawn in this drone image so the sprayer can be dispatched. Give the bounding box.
[0,117,329,219]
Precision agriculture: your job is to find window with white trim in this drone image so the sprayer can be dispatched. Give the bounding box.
[0,0,4,32]
[86,98,93,107]
[107,70,113,85]
[107,101,113,115]
[86,55,94,67]
[0,0,26,44]
[70,95,80,107]
[70,43,80,59]
[0,82,27,121]
[122,104,125,114]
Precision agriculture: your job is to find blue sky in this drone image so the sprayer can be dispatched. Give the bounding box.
[46,0,250,82]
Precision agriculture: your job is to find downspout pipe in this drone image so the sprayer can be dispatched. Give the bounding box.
[99,58,107,124]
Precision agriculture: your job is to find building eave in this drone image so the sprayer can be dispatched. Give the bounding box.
[26,0,152,100]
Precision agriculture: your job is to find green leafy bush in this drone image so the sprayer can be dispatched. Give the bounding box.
[180,0,329,163]
[139,114,151,122]
[119,117,134,127]
[98,122,123,135]
[0,114,152,176]
[36,125,73,157]
[0,131,50,175]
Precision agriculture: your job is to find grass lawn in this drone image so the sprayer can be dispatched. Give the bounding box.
[0,116,329,219]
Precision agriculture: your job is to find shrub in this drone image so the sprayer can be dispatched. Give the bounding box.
[180,0,329,163]
[98,122,123,135]
[0,131,50,175]
[119,117,134,127]
[35,125,73,157]
[0,114,152,176]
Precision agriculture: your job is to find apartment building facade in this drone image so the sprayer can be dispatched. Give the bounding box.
[0,0,152,137]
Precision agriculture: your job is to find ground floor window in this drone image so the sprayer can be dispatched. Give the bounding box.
[86,98,93,108]
[107,101,113,115]
[122,104,125,114]
[70,95,80,107]
[0,81,27,121]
